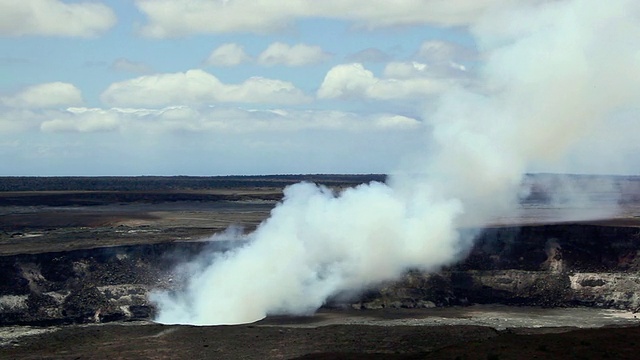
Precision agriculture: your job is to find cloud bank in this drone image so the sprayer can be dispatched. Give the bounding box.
[36,106,420,134]
[135,0,524,37]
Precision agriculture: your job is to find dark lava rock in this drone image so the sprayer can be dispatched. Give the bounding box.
[129,305,154,319]
[62,284,110,322]
[26,292,61,321]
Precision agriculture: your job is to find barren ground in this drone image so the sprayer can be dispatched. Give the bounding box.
[1,308,640,359]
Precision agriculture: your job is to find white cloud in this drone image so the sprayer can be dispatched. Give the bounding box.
[372,114,421,130]
[318,42,473,102]
[110,58,153,74]
[226,77,311,104]
[317,63,447,100]
[383,61,430,79]
[317,63,376,99]
[40,108,121,133]
[100,69,310,107]
[155,108,421,133]
[1,82,83,108]
[204,42,331,67]
[204,43,252,67]
[257,42,331,67]
[13,105,421,135]
[0,0,116,37]
[134,0,519,38]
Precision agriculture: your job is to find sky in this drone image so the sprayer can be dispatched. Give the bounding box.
[0,0,638,176]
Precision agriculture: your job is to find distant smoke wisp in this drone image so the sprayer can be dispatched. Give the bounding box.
[151,0,640,325]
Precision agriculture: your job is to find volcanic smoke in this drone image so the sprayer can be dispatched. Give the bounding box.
[151,0,640,325]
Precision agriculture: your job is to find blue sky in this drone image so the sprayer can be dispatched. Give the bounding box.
[0,0,638,176]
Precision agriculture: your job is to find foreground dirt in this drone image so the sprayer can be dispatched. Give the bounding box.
[2,306,639,358]
[1,320,639,359]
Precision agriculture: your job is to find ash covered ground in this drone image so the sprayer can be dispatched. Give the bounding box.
[1,174,640,359]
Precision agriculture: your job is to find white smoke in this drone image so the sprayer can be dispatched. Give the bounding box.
[151,0,640,325]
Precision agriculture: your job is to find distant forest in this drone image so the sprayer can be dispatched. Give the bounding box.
[0,175,387,192]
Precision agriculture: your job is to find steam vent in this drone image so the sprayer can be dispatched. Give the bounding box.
[1,175,640,326]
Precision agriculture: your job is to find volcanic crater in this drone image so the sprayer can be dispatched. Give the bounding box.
[1,175,640,359]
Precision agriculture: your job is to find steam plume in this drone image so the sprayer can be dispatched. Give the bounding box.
[151,0,640,325]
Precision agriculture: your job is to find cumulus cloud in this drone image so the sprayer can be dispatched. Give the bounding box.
[110,58,153,74]
[0,0,116,37]
[204,43,252,67]
[1,82,83,108]
[205,42,331,67]
[100,69,310,107]
[382,61,430,79]
[257,42,331,67]
[135,0,519,37]
[317,63,447,100]
[319,42,473,101]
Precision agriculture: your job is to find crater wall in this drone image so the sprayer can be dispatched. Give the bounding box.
[1,223,639,325]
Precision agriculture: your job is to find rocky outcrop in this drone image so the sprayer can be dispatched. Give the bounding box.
[349,223,640,311]
[0,241,239,325]
[351,270,640,312]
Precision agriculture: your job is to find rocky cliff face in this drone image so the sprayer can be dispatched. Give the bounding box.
[1,223,639,325]
[0,241,237,325]
[350,223,640,312]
